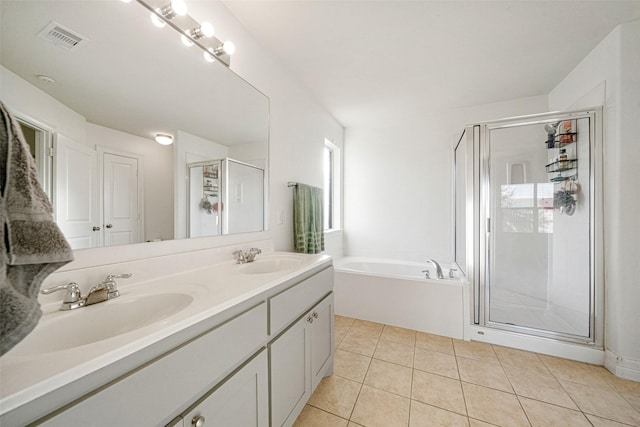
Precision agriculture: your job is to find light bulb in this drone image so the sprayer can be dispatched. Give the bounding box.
[170,0,187,16]
[181,33,193,47]
[222,41,235,55]
[150,11,166,28]
[155,134,173,145]
[203,48,216,63]
[200,22,214,38]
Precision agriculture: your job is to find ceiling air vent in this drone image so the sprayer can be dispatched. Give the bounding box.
[37,22,87,51]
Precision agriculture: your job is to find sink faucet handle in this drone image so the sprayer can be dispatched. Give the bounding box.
[249,248,262,254]
[41,282,82,303]
[106,273,132,281]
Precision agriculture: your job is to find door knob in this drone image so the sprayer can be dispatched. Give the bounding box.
[106,224,113,228]
[92,226,101,231]
[192,415,205,427]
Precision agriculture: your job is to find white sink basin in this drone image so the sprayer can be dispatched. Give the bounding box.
[8,293,193,356]
[239,257,304,274]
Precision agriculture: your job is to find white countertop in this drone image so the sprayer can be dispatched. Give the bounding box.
[0,251,332,421]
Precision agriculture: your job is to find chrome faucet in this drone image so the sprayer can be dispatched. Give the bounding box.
[233,248,262,264]
[425,259,444,279]
[41,273,132,311]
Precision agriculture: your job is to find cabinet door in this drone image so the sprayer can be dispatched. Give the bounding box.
[310,294,334,391]
[270,317,310,427]
[181,350,268,427]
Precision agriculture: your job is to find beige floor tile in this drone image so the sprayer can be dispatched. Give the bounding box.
[416,331,454,355]
[307,375,362,419]
[607,375,640,396]
[539,355,613,389]
[414,347,459,379]
[493,345,549,375]
[293,405,349,427]
[519,397,591,427]
[335,327,349,347]
[462,382,529,427]
[622,391,640,412]
[468,419,498,427]
[334,349,371,383]
[339,331,380,357]
[373,339,414,367]
[503,365,578,409]
[457,357,512,393]
[336,315,356,329]
[412,369,467,416]
[348,423,365,427]
[381,325,416,347]
[350,319,384,338]
[364,359,412,397]
[453,340,499,365]
[409,400,470,427]
[350,385,410,427]
[561,379,640,426]
[586,413,636,426]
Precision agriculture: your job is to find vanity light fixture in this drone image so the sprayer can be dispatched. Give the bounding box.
[203,47,216,63]
[155,133,174,145]
[181,22,214,47]
[150,0,187,28]
[214,41,235,56]
[138,0,235,67]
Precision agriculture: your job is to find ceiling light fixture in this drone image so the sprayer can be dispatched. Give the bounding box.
[214,41,235,56]
[158,0,187,19]
[155,133,174,145]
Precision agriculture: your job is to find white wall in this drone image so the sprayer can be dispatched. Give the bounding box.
[549,20,640,379]
[344,95,548,263]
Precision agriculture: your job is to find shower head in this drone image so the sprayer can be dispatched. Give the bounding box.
[545,122,559,135]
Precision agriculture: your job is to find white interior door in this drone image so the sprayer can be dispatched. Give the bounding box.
[103,153,140,246]
[55,134,100,249]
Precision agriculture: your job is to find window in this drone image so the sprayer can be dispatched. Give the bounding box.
[323,138,341,231]
[500,183,554,233]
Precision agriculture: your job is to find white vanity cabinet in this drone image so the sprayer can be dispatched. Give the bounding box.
[40,302,268,427]
[169,350,269,427]
[4,260,334,427]
[269,277,334,427]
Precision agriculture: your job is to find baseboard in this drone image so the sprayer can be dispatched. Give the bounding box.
[605,350,640,382]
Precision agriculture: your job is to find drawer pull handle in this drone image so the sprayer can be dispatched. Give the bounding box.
[313,312,319,319]
[307,315,314,324]
[192,415,205,427]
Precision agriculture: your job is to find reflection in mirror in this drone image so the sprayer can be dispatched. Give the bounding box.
[0,0,269,250]
[187,159,264,238]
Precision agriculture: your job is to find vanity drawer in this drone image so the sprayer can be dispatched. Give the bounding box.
[269,266,333,335]
[42,302,268,426]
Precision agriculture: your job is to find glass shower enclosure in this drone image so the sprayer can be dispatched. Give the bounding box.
[455,109,603,345]
[187,158,264,237]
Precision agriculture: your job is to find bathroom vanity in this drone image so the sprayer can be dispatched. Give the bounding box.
[0,250,333,426]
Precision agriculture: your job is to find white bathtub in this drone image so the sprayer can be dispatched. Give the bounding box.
[334,257,466,339]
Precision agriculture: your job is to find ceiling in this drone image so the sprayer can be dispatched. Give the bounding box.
[222,0,640,128]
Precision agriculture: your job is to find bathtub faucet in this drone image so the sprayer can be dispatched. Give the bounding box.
[425,259,444,279]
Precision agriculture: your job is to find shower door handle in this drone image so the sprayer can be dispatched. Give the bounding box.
[486,218,491,233]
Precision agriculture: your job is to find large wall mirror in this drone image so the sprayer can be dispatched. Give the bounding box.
[0,0,269,249]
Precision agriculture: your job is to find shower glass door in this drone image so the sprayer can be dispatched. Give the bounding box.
[483,114,595,341]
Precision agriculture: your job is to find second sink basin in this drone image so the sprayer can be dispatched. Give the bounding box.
[239,256,304,274]
[7,293,193,357]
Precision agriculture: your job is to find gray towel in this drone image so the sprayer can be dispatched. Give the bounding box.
[0,101,74,356]
[293,183,324,254]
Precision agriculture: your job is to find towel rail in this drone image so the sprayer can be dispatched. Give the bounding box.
[287,182,298,187]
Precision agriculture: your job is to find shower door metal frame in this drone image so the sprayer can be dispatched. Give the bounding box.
[461,108,603,347]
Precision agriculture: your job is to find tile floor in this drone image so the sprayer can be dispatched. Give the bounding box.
[293,316,640,427]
